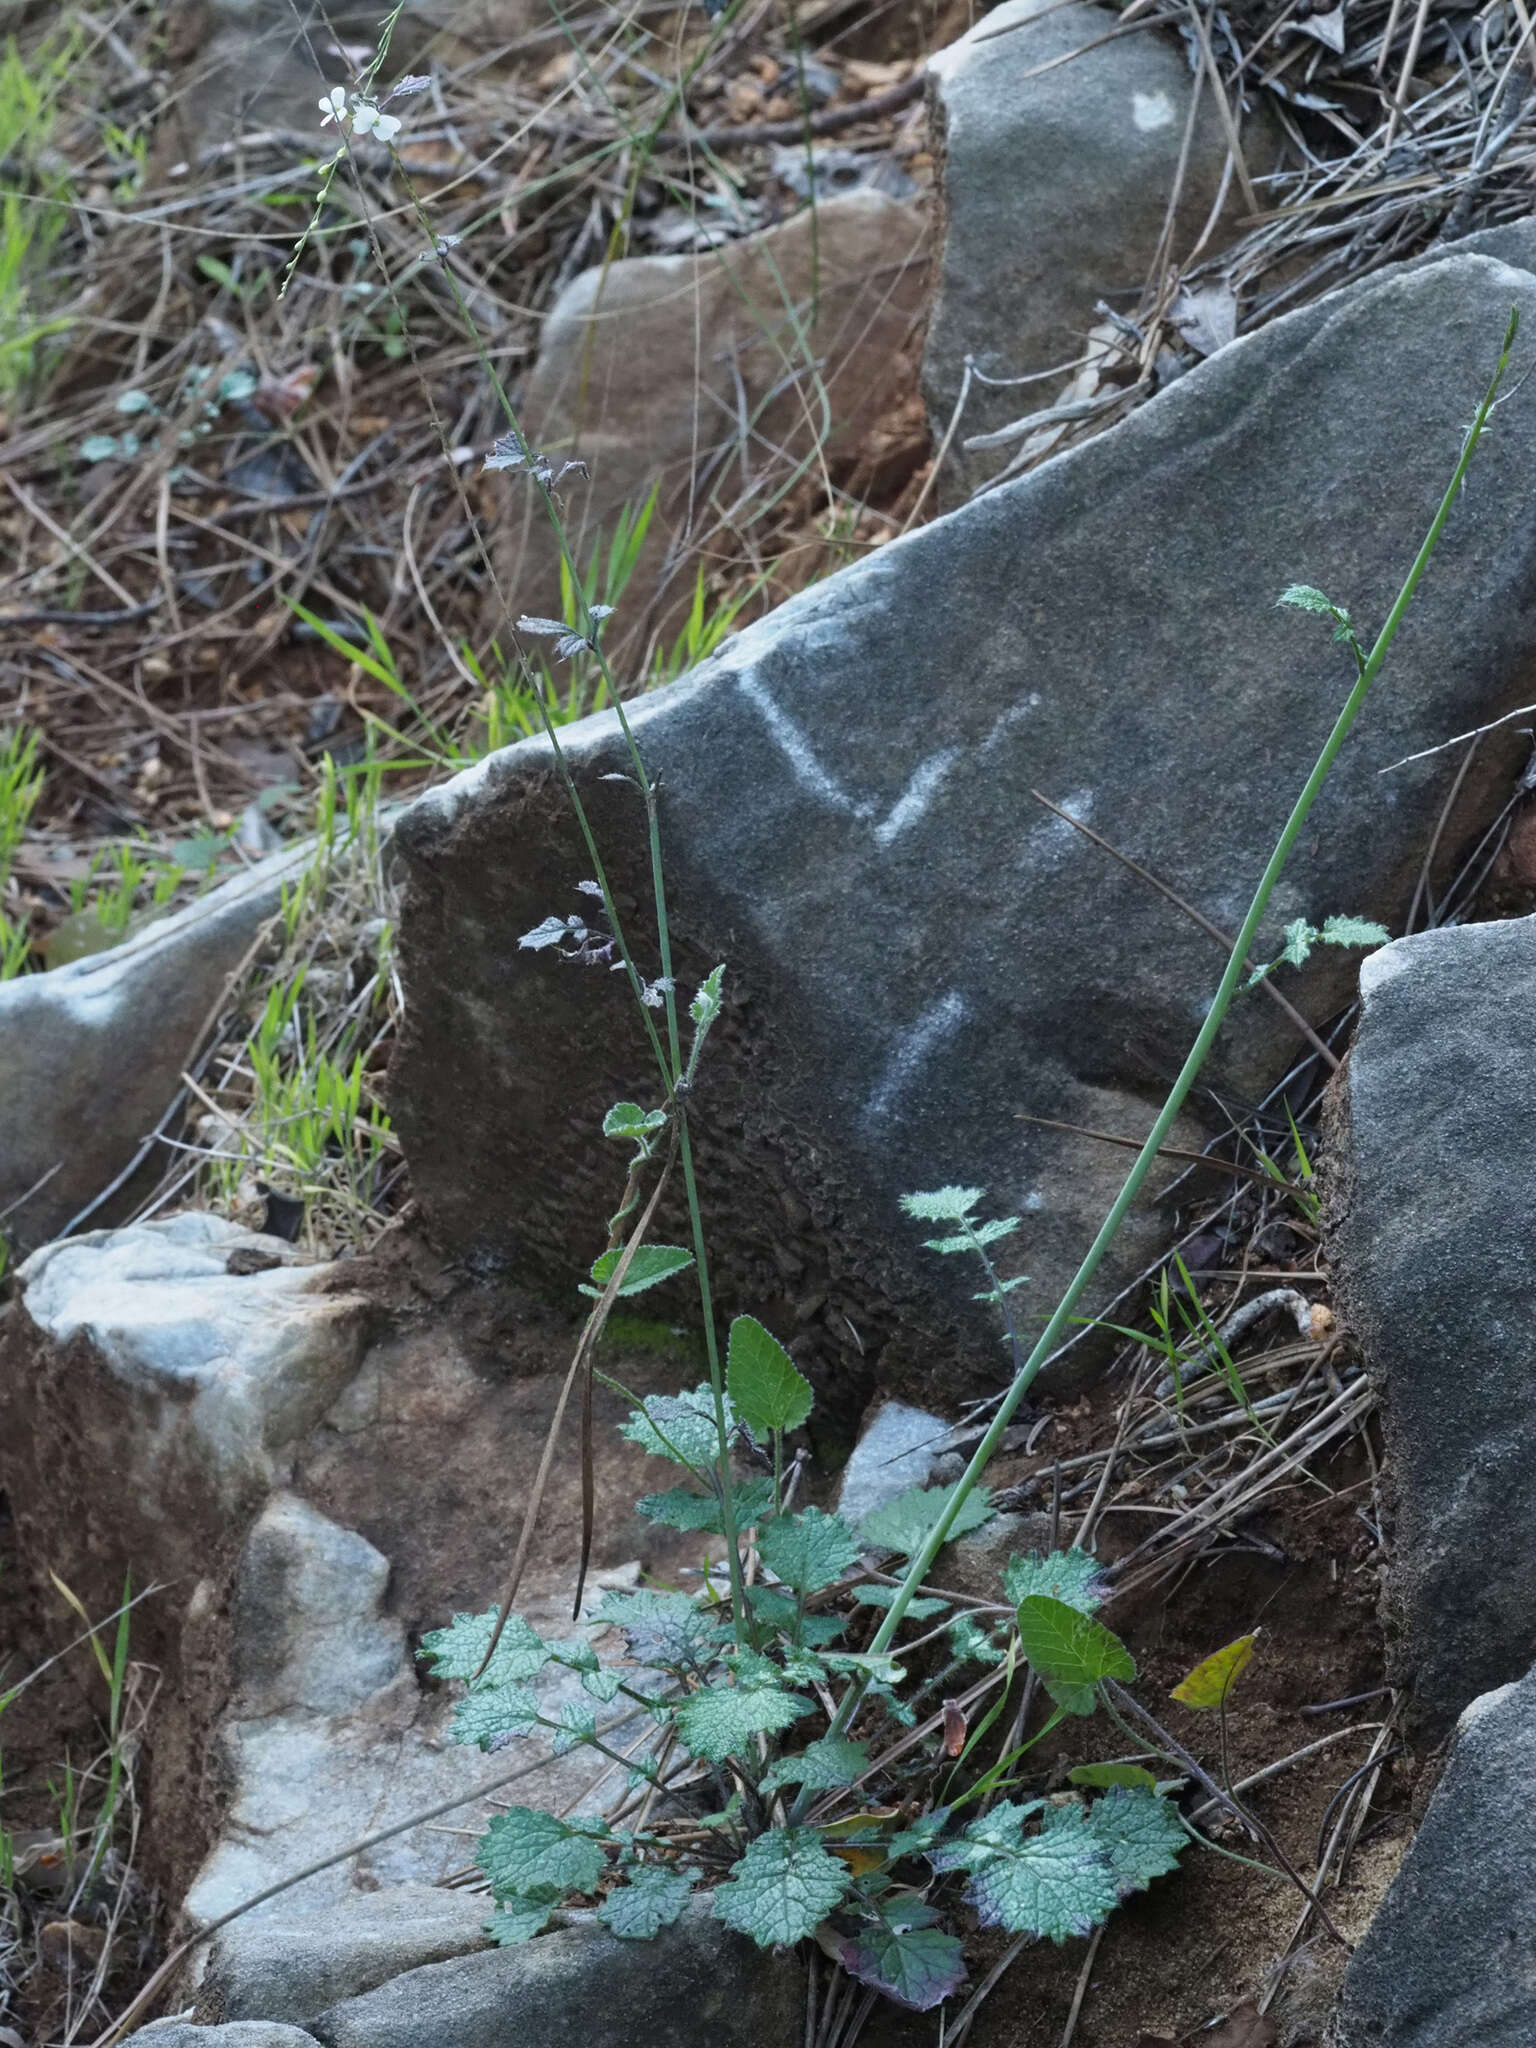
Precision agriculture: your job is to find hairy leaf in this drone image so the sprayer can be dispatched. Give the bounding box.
[1275,582,1337,616]
[597,1860,695,1938]
[726,1315,814,1436]
[934,1801,1118,1941]
[618,1384,733,1469]
[946,1615,1006,1667]
[1002,1549,1108,1616]
[582,1666,623,1703]
[838,1910,967,2012]
[449,1682,543,1751]
[1015,1596,1135,1715]
[760,1736,871,1793]
[714,1828,850,1947]
[637,1477,775,1533]
[899,1186,985,1222]
[485,1899,555,1944]
[1087,1786,1187,1895]
[859,1483,993,1559]
[690,964,725,1028]
[581,1243,694,1300]
[1319,914,1389,950]
[593,1587,728,1671]
[674,1681,813,1763]
[758,1508,861,1594]
[748,1585,846,1646]
[550,1701,597,1756]
[602,1102,667,1140]
[921,1215,1019,1254]
[1171,1632,1258,1710]
[418,1609,552,1689]
[853,1586,950,1619]
[479,1807,607,1904]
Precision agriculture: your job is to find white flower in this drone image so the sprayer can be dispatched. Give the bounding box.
[351,101,402,143]
[318,86,349,127]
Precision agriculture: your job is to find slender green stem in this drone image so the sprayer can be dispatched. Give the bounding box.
[796,307,1521,1795]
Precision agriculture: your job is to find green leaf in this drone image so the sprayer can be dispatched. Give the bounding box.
[673,1681,813,1764]
[946,1615,1006,1667]
[1276,583,1337,616]
[1086,1786,1186,1896]
[858,1483,993,1558]
[760,1735,871,1794]
[758,1508,861,1594]
[1067,1763,1160,1792]
[726,1316,814,1436]
[485,1899,555,1944]
[1002,1549,1108,1616]
[690,964,725,1028]
[837,1908,967,2012]
[714,1827,850,1948]
[618,1384,733,1469]
[932,1802,1118,1941]
[1319,914,1390,950]
[1170,1632,1258,1710]
[418,1610,553,1689]
[748,1585,846,1646]
[900,1186,984,1223]
[581,1243,695,1299]
[1280,918,1317,969]
[550,1701,597,1755]
[852,1587,950,1619]
[449,1683,543,1751]
[1014,1596,1135,1716]
[597,1861,695,1938]
[887,1808,951,1860]
[479,1807,608,1904]
[637,1478,775,1532]
[594,1588,728,1672]
[582,1666,623,1703]
[603,1102,667,1140]
[922,1215,1019,1254]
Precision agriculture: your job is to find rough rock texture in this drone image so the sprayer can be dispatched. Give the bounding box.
[1326,913,1536,1736]
[1330,1666,1536,2045]
[0,844,307,1254]
[133,2025,322,2047]
[497,192,930,661]
[922,0,1282,495]
[391,248,1536,1411]
[196,1887,493,2026]
[309,1908,802,2048]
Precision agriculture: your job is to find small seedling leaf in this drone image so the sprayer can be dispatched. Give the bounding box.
[1002,1549,1108,1616]
[858,1483,994,1558]
[618,1384,731,1468]
[1319,914,1389,949]
[726,1315,814,1436]
[690,963,725,1027]
[1015,1595,1135,1715]
[899,1185,985,1223]
[853,1587,950,1619]
[673,1681,813,1763]
[478,1807,607,1903]
[1086,1786,1187,1895]
[1067,1763,1160,1792]
[1170,1632,1258,1710]
[714,1827,851,1947]
[838,1913,968,2011]
[581,1243,694,1299]
[1276,583,1337,616]
[602,1101,667,1139]
[597,1861,695,1938]
[758,1508,861,1594]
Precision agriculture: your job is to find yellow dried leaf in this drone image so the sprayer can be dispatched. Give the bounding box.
[1170,1631,1258,1710]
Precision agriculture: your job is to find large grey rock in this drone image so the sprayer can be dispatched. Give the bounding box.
[390,248,1536,1411]
[309,1908,801,2048]
[498,192,929,663]
[0,843,308,1253]
[1327,914,1536,1736]
[1330,1666,1536,2045]
[923,0,1282,495]
[836,1399,951,1528]
[195,1885,492,2025]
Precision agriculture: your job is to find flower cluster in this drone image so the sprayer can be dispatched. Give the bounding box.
[319,86,402,144]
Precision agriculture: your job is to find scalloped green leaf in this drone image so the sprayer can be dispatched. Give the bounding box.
[714,1827,850,1948]
[760,1735,870,1794]
[597,1860,695,1938]
[838,1906,967,2012]
[758,1508,861,1594]
[618,1384,733,1469]
[417,1609,553,1689]
[593,1587,728,1672]
[935,1801,1118,1941]
[603,1102,668,1140]
[637,1477,775,1533]
[674,1681,813,1764]
[1086,1786,1187,1896]
[858,1483,993,1559]
[581,1243,694,1299]
[485,1899,555,1944]
[479,1806,608,1904]
[1002,1549,1109,1616]
[449,1682,543,1751]
[1015,1595,1135,1715]
[726,1315,814,1436]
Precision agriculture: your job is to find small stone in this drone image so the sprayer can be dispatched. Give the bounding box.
[836,1401,951,1530]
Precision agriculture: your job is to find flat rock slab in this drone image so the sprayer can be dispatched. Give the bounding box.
[133,2027,321,2047]
[1331,1665,1536,2044]
[392,247,1536,1410]
[196,1884,493,2026]
[308,1909,802,2048]
[1327,912,1536,1735]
